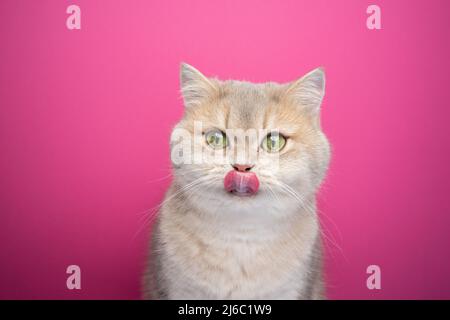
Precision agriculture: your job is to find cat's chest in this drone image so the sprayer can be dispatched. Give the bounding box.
[163,223,313,299]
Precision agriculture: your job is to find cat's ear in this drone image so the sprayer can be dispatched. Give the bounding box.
[285,67,325,114]
[180,63,218,108]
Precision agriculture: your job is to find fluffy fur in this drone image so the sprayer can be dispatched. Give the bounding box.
[143,63,331,299]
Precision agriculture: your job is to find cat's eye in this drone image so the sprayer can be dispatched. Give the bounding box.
[262,132,286,153]
[205,129,228,149]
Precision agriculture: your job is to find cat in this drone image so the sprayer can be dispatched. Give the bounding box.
[142,63,331,299]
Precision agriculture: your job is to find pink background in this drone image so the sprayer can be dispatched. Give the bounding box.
[1,0,449,299]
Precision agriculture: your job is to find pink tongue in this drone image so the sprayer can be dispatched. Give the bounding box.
[224,171,260,196]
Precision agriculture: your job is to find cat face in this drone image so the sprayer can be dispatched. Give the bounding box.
[170,64,330,219]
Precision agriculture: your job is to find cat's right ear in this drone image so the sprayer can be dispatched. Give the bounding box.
[180,63,218,108]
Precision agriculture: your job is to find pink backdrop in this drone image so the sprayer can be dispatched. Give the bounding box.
[1,0,449,299]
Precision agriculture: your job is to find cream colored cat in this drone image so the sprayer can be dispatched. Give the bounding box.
[143,63,330,299]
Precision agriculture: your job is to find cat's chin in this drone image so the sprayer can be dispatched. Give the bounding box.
[226,190,258,197]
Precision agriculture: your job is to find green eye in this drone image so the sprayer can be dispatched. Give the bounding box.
[205,129,228,149]
[262,132,286,152]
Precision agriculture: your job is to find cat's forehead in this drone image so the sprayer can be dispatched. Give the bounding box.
[219,80,284,129]
[221,80,282,103]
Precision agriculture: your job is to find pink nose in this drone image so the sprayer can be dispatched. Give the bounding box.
[232,164,254,172]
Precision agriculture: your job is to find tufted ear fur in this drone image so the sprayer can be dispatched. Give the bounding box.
[180,63,218,108]
[285,67,325,114]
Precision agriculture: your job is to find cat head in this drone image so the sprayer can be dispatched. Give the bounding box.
[170,63,330,220]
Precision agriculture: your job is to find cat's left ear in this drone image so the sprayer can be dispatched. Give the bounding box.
[285,67,325,114]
